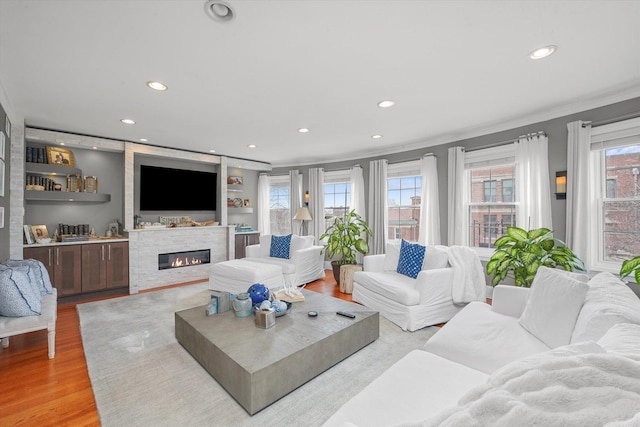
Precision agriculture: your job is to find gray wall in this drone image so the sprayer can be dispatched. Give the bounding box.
[0,102,10,260]
[25,146,125,237]
[133,154,220,224]
[274,97,640,244]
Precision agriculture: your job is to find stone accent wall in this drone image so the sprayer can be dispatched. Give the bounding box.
[128,225,234,293]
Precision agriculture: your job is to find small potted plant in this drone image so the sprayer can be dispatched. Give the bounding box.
[320,210,372,285]
[620,256,640,285]
[486,226,585,287]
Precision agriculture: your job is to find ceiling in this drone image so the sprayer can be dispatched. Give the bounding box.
[1,1,639,167]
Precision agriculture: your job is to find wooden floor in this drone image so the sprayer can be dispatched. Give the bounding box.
[0,270,347,426]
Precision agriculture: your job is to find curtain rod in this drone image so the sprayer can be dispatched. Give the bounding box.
[465,131,546,153]
[581,112,640,128]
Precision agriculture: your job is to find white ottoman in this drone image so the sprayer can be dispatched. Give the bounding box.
[209,259,284,295]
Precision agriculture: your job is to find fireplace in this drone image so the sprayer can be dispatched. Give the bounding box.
[158,249,211,270]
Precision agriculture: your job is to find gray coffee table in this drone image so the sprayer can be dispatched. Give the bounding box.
[175,290,379,414]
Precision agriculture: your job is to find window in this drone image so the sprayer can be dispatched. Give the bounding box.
[387,161,422,242]
[324,170,351,229]
[483,180,497,202]
[268,176,290,235]
[588,118,640,271]
[502,179,514,203]
[466,145,517,249]
[601,146,640,263]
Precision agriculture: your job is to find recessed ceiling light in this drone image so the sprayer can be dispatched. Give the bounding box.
[140,138,148,142]
[121,118,136,125]
[529,45,557,60]
[209,149,216,153]
[59,142,65,146]
[298,128,310,133]
[247,144,257,148]
[372,134,383,139]
[377,100,395,108]
[146,81,168,91]
[204,0,235,22]
[92,146,97,150]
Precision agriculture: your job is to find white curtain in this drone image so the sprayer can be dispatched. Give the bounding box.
[448,147,467,245]
[257,174,270,235]
[368,159,388,255]
[566,120,593,267]
[419,154,441,245]
[350,165,366,262]
[515,133,553,230]
[289,170,303,235]
[350,165,366,219]
[308,167,325,243]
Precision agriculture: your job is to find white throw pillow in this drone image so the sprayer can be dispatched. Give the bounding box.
[383,241,401,271]
[597,323,640,361]
[289,235,308,257]
[422,246,449,270]
[519,266,589,349]
[258,235,272,258]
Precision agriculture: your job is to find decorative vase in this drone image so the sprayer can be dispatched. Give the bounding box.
[247,283,270,305]
[232,292,252,317]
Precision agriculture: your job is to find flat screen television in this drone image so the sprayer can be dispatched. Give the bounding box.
[139,165,217,211]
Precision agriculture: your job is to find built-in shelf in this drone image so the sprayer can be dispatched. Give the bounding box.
[25,162,82,176]
[228,207,253,214]
[227,188,243,193]
[25,190,111,203]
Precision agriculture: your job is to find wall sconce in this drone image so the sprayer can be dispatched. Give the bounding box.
[304,191,310,206]
[555,171,567,200]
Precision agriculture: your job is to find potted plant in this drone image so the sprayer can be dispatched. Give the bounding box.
[620,256,640,285]
[320,210,373,285]
[486,226,585,287]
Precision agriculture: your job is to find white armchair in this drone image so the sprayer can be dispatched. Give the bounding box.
[245,234,325,287]
[352,244,464,331]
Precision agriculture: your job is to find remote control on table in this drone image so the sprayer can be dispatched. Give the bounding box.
[336,311,356,319]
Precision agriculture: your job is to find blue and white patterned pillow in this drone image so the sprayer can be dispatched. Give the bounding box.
[0,266,42,317]
[397,240,426,279]
[5,259,53,295]
[270,234,292,259]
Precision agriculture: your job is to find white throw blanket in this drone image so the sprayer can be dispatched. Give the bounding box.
[412,342,640,427]
[447,246,486,304]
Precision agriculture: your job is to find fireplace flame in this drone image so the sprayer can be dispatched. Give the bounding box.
[171,257,203,267]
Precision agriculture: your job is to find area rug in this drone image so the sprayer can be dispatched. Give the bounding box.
[77,284,438,427]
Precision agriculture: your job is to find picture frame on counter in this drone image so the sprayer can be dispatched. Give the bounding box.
[47,146,75,167]
[24,225,35,244]
[31,225,49,240]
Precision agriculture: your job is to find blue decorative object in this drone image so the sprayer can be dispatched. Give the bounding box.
[270,234,292,259]
[248,283,270,305]
[397,240,426,279]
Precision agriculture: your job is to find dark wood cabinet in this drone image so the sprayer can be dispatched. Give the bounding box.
[81,244,107,292]
[106,242,129,289]
[23,246,56,287]
[25,245,82,296]
[54,245,83,296]
[25,241,128,297]
[235,232,260,259]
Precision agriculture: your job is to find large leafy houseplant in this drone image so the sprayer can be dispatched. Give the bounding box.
[620,256,640,285]
[486,226,585,287]
[320,210,372,283]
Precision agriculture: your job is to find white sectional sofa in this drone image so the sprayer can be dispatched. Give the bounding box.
[324,268,640,426]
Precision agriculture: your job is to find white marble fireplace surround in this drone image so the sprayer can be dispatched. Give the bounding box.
[128,225,234,293]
